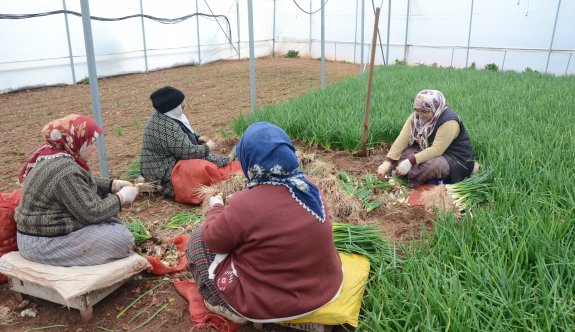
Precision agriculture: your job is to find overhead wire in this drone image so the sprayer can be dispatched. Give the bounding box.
[202,0,239,56]
[0,9,237,56]
[292,0,330,15]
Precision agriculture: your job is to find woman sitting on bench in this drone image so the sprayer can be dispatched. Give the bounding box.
[15,114,137,266]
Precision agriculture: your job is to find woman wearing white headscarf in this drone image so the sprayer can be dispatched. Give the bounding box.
[377,90,475,186]
[140,86,239,202]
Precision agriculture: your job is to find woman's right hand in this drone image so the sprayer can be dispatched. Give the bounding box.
[117,186,139,204]
[205,140,215,150]
[208,194,224,207]
[377,161,393,176]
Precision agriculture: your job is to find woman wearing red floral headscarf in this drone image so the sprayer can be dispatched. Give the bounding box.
[377,90,475,186]
[15,114,138,266]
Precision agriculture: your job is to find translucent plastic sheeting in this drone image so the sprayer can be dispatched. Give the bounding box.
[0,0,573,92]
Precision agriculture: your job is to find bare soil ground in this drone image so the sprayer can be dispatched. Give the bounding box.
[0,57,433,331]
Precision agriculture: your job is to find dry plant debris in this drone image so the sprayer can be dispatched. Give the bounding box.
[136,237,183,268]
[0,305,19,326]
[196,175,247,214]
[420,184,457,213]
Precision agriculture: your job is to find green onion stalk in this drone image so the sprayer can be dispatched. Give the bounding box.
[127,218,151,243]
[164,212,203,229]
[332,223,390,265]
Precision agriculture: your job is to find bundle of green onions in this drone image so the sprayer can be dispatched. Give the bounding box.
[332,223,389,264]
[127,218,151,243]
[445,170,492,212]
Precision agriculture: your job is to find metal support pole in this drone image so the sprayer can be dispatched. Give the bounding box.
[354,0,359,63]
[385,0,390,66]
[139,0,148,72]
[309,0,312,57]
[272,0,276,57]
[195,0,202,64]
[236,0,241,59]
[545,0,562,73]
[360,0,365,73]
[247,0,257,112]
[403,0,410,62]
[565,53,572,76]
[320,0,325,89]
[502,50,507,70]
[80,0,109,177]
[62,0,76,83]
[465,0,474,68]
[450,48,455,67]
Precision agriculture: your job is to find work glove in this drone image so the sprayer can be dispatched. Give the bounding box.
[205,140,215,151]
[198,135,210,144]
[208,194,224,208]
[377,161,393,176]
[395,159,413,176]
[116,186,139,204]
[112,179,133,193]
[228,145,238,161]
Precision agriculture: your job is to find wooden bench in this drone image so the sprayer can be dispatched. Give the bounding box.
[0,252,151,322]
[8,276,127,321]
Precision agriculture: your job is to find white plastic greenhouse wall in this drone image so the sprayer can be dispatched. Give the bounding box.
[0,0,573,93]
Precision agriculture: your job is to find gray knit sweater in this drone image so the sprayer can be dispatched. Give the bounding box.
[15,156,121,237]
[140,111,229,198]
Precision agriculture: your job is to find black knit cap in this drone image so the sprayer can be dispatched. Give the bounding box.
[150,86,185,113]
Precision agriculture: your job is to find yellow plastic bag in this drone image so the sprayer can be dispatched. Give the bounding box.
[282,252,370,327]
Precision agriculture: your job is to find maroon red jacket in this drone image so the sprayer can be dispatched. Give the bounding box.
[202,184,343,322]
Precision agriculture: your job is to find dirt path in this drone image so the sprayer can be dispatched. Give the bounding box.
[0,57,360,191]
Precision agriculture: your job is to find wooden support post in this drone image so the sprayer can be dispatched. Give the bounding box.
[355,7,381,157]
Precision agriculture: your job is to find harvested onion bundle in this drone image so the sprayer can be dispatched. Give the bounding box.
[445,170,492,212]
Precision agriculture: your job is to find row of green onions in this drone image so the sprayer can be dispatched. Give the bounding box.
[445,170,492,212]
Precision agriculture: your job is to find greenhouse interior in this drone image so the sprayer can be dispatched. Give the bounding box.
[0,0,573,331]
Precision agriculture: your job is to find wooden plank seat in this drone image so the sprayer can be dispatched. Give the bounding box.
[0,251,150,321]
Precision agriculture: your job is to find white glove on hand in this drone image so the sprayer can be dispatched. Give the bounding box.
[377,161,393,176]
[117,186,139,204]
[198,135,210,144]
[112,179,133,193]
[395,159,413,176]
[208,194,224,208]
[205,140,215,150]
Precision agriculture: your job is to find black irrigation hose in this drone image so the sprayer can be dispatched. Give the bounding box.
[292,0,330,15]
[0,10,237,56]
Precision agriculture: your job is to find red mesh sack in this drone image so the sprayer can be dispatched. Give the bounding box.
[172,160,242,205]
[406,184,436,206]
[174,280,241,332]
[0,188,22,283]
[145,235,189,275]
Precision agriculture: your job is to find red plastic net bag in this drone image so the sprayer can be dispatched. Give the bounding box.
[0,189,22,283]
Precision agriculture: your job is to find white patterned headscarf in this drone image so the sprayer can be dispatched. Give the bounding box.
[409,89,449,149]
